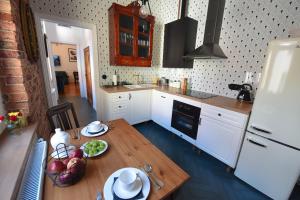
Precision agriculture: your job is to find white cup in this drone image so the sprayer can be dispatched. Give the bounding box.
[118,169,137,191]
[87,121,103,133]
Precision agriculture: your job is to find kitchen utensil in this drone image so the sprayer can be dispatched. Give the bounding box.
[96,191,102,200]
[113,171,143,199]
[144,164,164,188]
[80,140,108,158]
[228,83,253,102]
[103,168,150,200]
[80,124,109,137]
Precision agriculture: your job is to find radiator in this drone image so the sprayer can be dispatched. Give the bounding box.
[17,139,47,200]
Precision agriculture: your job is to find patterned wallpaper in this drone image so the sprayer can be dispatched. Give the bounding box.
[30,0,300,98]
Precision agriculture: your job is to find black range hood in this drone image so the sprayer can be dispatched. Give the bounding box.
[184,0,227,59]
[162,0,198,68]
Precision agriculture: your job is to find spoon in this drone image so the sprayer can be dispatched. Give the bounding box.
[144,164,164,188]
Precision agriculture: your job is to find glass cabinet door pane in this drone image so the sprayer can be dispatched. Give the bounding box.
[137,18,150,58]
[119,14,133,56]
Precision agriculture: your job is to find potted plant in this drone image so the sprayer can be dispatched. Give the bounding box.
[0,111,28,133]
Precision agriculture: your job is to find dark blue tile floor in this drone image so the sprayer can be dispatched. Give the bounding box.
[134,121,300,200]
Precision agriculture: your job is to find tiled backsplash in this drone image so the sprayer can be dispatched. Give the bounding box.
[30,0,300,98]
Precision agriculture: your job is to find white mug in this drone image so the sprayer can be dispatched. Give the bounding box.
[118,169,137,191]
[87,121,102,133]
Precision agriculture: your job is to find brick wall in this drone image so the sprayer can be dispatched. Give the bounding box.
[0,0,49,139]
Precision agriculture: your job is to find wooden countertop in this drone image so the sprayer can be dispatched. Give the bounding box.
[100,85,253,114]
[43,119,189,200]
[0,124,37,200]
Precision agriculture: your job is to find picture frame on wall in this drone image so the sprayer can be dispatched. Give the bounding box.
[53,55,61,66]
[68,48,77,62]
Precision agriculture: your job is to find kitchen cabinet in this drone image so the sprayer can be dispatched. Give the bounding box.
[101,90,151,125]
[196,104,248,168]
[151,90,174,130]
[108,2,155,67]
[129,90,151,124]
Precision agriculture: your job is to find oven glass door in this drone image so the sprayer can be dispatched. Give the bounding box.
[171,102,200,139]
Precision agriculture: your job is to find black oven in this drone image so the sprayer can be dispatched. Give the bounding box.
[171,100,201,139]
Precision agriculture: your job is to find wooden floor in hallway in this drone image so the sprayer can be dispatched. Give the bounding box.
[59,96,96,127]
[60,83,80,97]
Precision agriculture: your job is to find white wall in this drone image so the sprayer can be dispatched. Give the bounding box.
[0,90,6,133]
[44,21,95,105]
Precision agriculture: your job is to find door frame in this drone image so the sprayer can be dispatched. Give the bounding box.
[84,46,93,106]
[33,12,100,112]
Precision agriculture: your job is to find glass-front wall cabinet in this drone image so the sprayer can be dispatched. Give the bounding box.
[109,3,155,67]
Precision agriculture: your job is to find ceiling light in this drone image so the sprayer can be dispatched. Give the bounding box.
[139,0,152,18]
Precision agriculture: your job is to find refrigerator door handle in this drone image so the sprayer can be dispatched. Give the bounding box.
[251,125,272,134]
[247,137,267,148]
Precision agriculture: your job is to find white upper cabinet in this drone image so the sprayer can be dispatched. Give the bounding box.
[151,90,174,129]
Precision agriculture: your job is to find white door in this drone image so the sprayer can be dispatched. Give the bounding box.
[129,90,151,125]
[36,20,59,107]
[247,39,300,149]
[235,132,300,200]
[151,91,173,129]
[197,116,243,167]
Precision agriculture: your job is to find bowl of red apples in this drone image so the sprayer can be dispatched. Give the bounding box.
[44,143,87,187]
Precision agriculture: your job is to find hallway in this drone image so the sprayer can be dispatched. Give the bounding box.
[59,96,96,126]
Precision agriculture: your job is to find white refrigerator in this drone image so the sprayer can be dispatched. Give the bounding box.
[235,38,300,200]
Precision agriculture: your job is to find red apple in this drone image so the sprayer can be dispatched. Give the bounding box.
[69,149,83,159]
[48,160,66,174]
[67,157,81,169]
[62,158,70,166]
[59,169,74,184]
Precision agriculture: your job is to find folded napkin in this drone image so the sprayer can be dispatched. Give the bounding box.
[113,177,144,200]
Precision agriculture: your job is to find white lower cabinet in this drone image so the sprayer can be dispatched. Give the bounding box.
[101,90,151,125]
[196,116,245,168]
[151,90,173,130]
[129,90,151,125]
[100,88,249,168]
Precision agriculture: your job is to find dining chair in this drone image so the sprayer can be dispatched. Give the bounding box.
[46,102,80,133]
[73,71,79,85]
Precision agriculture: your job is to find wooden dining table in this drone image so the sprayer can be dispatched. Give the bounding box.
[43,119,190,200]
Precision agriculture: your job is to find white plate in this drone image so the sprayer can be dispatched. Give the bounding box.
[113,176,143,199]
[51,145,76,159]
[80,140,108,158]
[104,168,150,200]
[80,124,108,137]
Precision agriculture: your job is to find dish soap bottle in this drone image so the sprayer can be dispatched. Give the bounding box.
[50,128,70,150]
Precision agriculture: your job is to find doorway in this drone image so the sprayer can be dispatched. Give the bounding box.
[34,13,100,117]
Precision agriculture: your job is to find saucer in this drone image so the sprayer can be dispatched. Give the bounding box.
[103,168,150,200]
[113,176,143,199]
[80,124,108,137]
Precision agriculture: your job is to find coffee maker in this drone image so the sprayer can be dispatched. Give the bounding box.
[228,83,253,102]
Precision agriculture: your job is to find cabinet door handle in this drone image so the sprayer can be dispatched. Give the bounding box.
[118,96,122,99]
[251,125,272,134]
[129,93,132,100]
[198,118,202,126]
[218,113,222,117]
[161,96,166,98]
[247,138,267,148]
[118,106,122,108]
